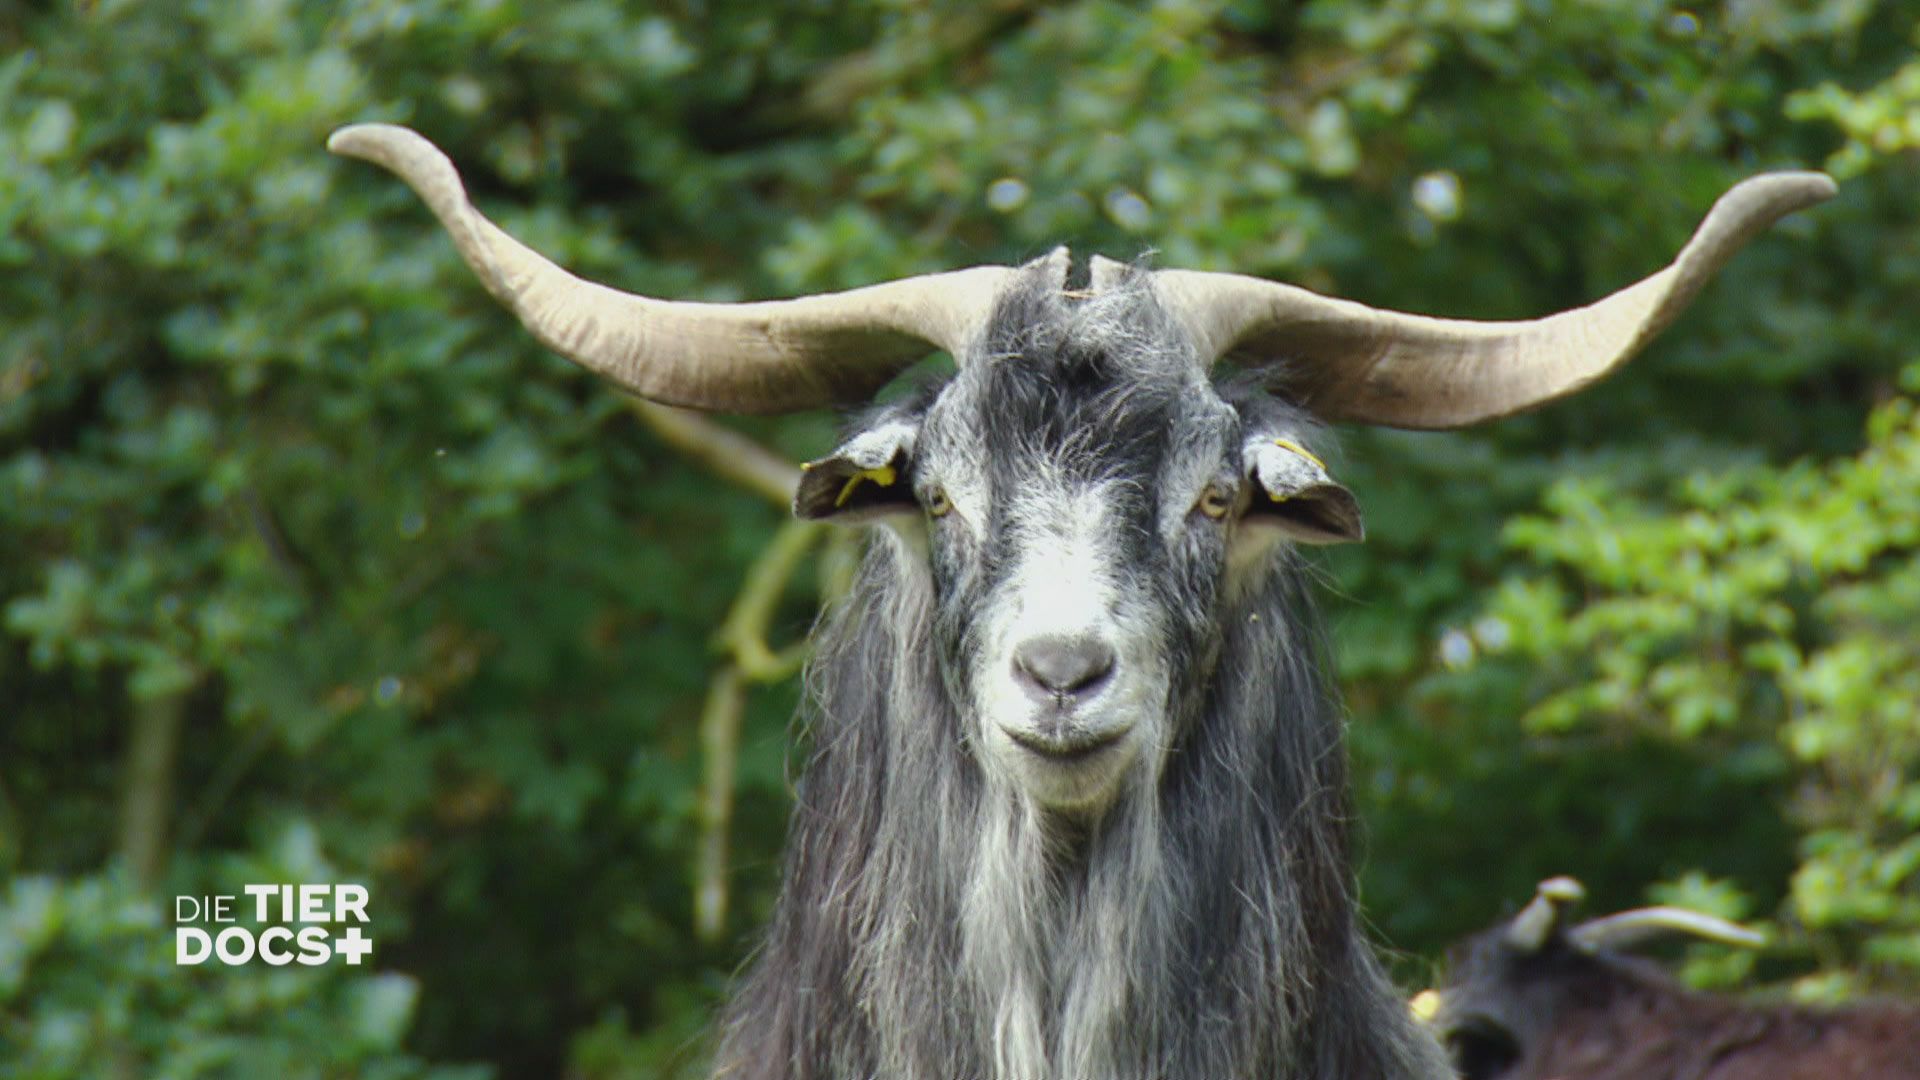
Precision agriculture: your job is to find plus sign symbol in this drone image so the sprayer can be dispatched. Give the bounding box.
[333,926,373,965]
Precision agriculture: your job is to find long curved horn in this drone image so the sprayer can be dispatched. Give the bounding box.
[1505,875,1587,953]
[328,124,1019,414]
[1569,906,1766,954]
[1149,172,1836,429]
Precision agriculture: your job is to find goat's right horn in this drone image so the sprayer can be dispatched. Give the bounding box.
[328,124,1017,414]
[1156,170,1836,429]
[1569,906,1766,954]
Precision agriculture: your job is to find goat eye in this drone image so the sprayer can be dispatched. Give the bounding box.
[1195,483,1234,521]
[925,487,953,518]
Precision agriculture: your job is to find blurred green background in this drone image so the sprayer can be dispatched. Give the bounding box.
[3,0,1917,1076]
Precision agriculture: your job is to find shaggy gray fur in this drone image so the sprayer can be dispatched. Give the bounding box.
[714,261,1450,1080]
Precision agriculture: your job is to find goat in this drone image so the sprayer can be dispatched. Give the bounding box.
[1432,876,1920,1080]
[330,122,1833,1080]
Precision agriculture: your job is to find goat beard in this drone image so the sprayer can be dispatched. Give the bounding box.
[713,543,1446,1080]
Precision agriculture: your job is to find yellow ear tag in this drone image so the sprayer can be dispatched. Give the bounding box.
[1409,989,1441,1023]
[1271,437,1326,471]
[835,464,897,508]
[1264,438,1326,504]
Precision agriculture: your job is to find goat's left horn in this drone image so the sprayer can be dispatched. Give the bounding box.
[1505,875,1587,953]
[328,124,1016,414]
[1569,906,1766,954]
[1153,171,1836,429]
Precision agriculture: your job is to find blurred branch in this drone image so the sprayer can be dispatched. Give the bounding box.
[629,400,800,509]
[794,0,1037,121]
[119,690,188,892]
[174,723,275,857]
[819,528,865,606]
[695,520,827,940]
[0,770,18,871]
[630,395,825,942]
[694,664,745,943]
[718,520,825,682]
[241,487,316,592]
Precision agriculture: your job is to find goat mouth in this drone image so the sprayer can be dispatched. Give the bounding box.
[1003,726,1128,764]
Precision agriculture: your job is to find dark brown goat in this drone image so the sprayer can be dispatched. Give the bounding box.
[1432,877,1920,1080]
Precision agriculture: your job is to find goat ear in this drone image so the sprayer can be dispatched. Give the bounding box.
[1242,436,1364,544]
[795,420,921,524]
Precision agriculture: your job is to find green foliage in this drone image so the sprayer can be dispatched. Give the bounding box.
[0,833,480,1080]
[1789,19,1920,180]
[1465,367,1920,996]
[2,0,1916,1073]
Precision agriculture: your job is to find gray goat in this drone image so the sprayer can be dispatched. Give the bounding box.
[1434,876,1920,1080]
[331,122,1832,1080]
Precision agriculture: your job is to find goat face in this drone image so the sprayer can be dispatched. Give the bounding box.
[795,269,1363,812]
[1434,933,1575,1079]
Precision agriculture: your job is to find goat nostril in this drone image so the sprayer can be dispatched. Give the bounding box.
[1013,636,1117,697]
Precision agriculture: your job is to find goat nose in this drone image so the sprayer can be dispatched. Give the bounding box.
[1013,636,1116,699]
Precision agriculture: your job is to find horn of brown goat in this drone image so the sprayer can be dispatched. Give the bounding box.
[1152,172,1836,429]
[1504,875,1588,953]
[328,124,1017,413]
[1569,906,1767,954]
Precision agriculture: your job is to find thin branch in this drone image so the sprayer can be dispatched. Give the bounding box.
[120,689,188,892]
[693,520,830,938]
[629,399,801,509]
[633,402,824,940]
[0,770,18,870]
[818,529,864,606]
[173,722,275,856]
[694,664,745,943]
[718,520,825,683]
[795,0,1037,121]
